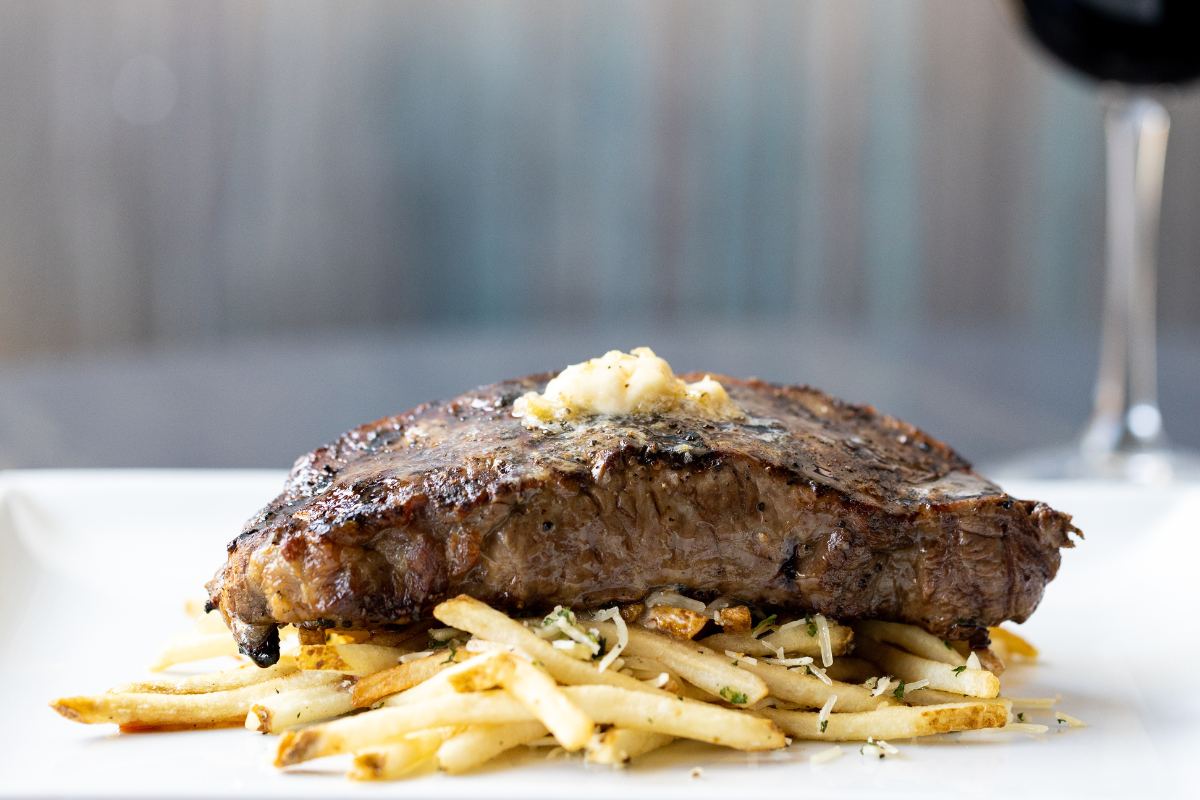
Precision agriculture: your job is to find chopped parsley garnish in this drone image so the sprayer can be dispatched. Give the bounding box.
[820,720,828,733]
[893,681,906,699]
[805,613,817,637]
[542,607,577,627]
[731,660,739,666]
[720,686,748,705]
[953,665,967,675]
[1017,712,1026,723]
[943,640,952,650]
[427,636,449,650]
[805,666,815,676]
[442,644,457,664]
[751,614,778,638]
[592,636,608,660]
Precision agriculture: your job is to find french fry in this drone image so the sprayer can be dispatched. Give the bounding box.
[737,661,896,712]
[52,671,345,728]
[585,727,675,765]
[436,721,549,774]
[851,620,966,666]
[353,650,464,708]
[591,621,766,706]
[906,689,1013,718]
[432,596,672,697]
[714,605,752,633]
[989,626,1038,660]
[853,638,999,697]
[447,653,594,751]
[110,657,298,695]
[246,680,356,734]
[700,620,853,659]
[277,690,533,766]
[348,729,452,781]
[278,682,784,766]
[759,701,1007,741]
[823,657,880,684]
[148,630,241,671]
[640,606,708,639]
[296,644,408,676]
[563,685,785,750]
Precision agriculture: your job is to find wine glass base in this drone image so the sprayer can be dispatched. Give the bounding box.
[983,444,1200,484]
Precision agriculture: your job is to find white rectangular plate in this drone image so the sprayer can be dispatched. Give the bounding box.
[1,470,1196,799]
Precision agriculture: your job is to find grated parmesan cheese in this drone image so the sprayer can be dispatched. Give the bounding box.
[1055,711,1087,728]
[814,614,833,667]
[763,655,812,667]
[965,651,982,670]
[597,607,628,673]
[819,695,837,725]
[806,664,833,686]
[725,650,758,665]
[870,677,893,698]
[810,745,843,765]
[777,618,806,633]
[904,679,929,691]
[398,650,435,664]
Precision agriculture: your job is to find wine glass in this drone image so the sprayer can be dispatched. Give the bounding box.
[995,0,1200,482]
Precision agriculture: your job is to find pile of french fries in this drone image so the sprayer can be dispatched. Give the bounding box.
[50,594,1070,779]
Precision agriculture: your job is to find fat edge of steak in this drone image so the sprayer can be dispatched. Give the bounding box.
[207,375,1079,666]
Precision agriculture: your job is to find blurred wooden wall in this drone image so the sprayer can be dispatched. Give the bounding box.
[0,0,1198,360]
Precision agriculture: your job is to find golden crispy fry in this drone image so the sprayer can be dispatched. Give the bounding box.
[353,650,465,708]
[906,689,1013,719]
[110,657,298,695]
[853,638,999,698]
[347,729,452,781]
[823,657,880,684]
[296,644,407,676]
[277,690,533,766]
[851,620,966,666]
[585,727,675,765]
[737,661,896,712]
[246,679,356,734]
[699,620,853,659]
[714,606,752,633]
[52,671,345,728]
[591,621,766,706]
[432,596,671,696]
[989,626,1038,660]
[278,682,784,766]
[447,653,594,751]
[563,685,785,750]
[436,721,549,774]
[759,701,1006,741]
[148,630,241,671]
[640,606,708,639]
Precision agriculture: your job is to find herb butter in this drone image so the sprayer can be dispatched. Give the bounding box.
[513,347,741,427]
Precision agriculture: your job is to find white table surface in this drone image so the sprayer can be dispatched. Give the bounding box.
[1,470,1197,799]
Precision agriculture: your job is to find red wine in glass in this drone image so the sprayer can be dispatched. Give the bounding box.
[1018,0,1200,84]
[997,0,1200,481]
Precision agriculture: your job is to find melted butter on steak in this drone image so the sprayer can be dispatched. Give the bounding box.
[207,371,1080,667]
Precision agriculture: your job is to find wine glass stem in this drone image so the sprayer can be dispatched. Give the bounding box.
[1084,93,1169,460]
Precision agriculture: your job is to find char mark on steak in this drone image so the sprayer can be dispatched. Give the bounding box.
[207,374,1078,667]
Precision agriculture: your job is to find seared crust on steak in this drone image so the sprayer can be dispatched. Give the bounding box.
[207,374,1078,666]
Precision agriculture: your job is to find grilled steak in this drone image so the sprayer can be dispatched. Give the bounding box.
[207,374,1078,667]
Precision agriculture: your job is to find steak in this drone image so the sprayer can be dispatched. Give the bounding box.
[207,373,1078,667]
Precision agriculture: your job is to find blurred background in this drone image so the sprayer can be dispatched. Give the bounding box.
[0,0,1197,470]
